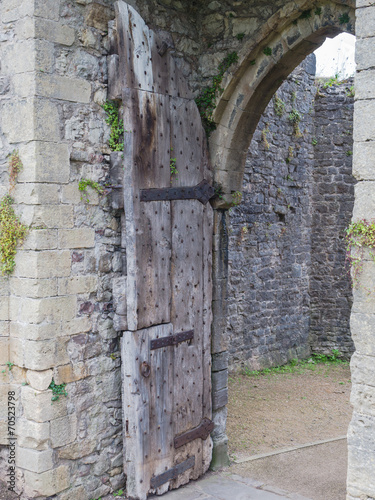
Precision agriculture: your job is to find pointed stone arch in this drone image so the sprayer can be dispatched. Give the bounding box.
[208,1,355,206]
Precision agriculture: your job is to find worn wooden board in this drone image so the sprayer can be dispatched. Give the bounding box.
[122,324,174,500]
[115,1,214,497]
[122,89,171,331]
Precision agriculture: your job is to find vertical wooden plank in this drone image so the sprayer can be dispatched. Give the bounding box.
[170,98,205,187]
[116,2,154,92]
[122,324,174,500]
[202,202,214,470]
[171,199,205,485]
[122,89,171,331]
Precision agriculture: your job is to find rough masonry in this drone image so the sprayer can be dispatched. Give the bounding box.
[1,0,375,499]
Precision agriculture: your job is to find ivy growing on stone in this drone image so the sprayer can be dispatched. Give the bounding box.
[0,195,28,275]
[49,379,68,403]
[339,12,350,25]
[102,100,124,151]
[289,109,303,137]
[78,178,105,203]
[195,52,239,136]
[345,220,375,288]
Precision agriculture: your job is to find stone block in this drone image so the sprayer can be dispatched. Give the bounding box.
[50,414,77,448]
[347,444,375,497]
[348,410,375,451]
[0,321,9,336]
[210,435,229,470]
[354,101,375,142]
[26,369,53,391]
[34,0,60,20]
[61,184,82,204]
[352,182,375,221]
[23,229,58,251]
[13,183,60,205]
[34,73,91,103]
[351,382,375,417]
[19,141,70,184]
[10,337,70,371]
[24,465,70,498]
[35,18,75,45]
[212,369,228,392]
[16,447,53,473]
[0,0,34,22]
[212,387,228,411]
[58,276,97,295]
[58,440,96,460]
[0,296,9,321]
[85,3,114,30]
[59,486,89,500]
[353,141,375,180]
[350,313,375,355]
[212,351,229,372]
[21,386,67,422]
[15,250,71,279]
[16,418,50,450]
[0,338,9,364]
[356,6,375,38]
[62,317,92,336]
[1,99,34,143]
[22,205,74,229]
[355,70,375,100]
[10,322,60,341]
[356,37,375,71]
[58,228,95,249]
[53,363,87,385]
[10,277,58,298]
[9,296,77,324]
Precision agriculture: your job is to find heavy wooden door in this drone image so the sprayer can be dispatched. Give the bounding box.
[110,3,214,498]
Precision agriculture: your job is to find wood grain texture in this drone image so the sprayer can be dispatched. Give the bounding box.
[122,89,171,331]
[115,1,214,496]
[122,324,174,500]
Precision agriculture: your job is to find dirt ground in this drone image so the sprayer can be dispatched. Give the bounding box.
[227,362,352,460]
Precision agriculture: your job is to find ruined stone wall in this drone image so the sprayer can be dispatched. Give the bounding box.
[0,1,126,498]
[227,56,316,371]
[310,80,355,358]
[226,57,355,371]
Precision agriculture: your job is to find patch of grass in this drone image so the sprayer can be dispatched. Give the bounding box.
[241,350,348,378]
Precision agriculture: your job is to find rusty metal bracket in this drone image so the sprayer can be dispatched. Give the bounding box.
[140,179,215,205]
[150,330,194,350]
[150,456,195,489]
[174,418,215,449]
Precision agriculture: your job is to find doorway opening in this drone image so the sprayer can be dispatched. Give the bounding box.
[224,36,355,500]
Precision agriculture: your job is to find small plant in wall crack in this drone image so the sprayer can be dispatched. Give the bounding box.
[102,100,124,151]
[2,361,14,376]
[0,195,28,275]
[231,191,242,206]
[261,123,270,149]
[345,219,375,288]
[289,109,302,138]
[170,148,178,178]
[195,52,239,136]
[78,178,105,203]
[48,379,68,403]
[8,150,23,190]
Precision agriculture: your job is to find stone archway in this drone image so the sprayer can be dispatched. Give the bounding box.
[208,0,356,473]
[209,1,355,205]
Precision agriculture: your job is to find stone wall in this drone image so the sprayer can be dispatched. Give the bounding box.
[0,1,126,498]
[226,56,316,370]
[310,80,355,357]
[226,56,355,371]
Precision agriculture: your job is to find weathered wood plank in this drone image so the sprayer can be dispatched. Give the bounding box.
[122,324,174,500]
[122,89,171,331]
[170,98,206,187]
